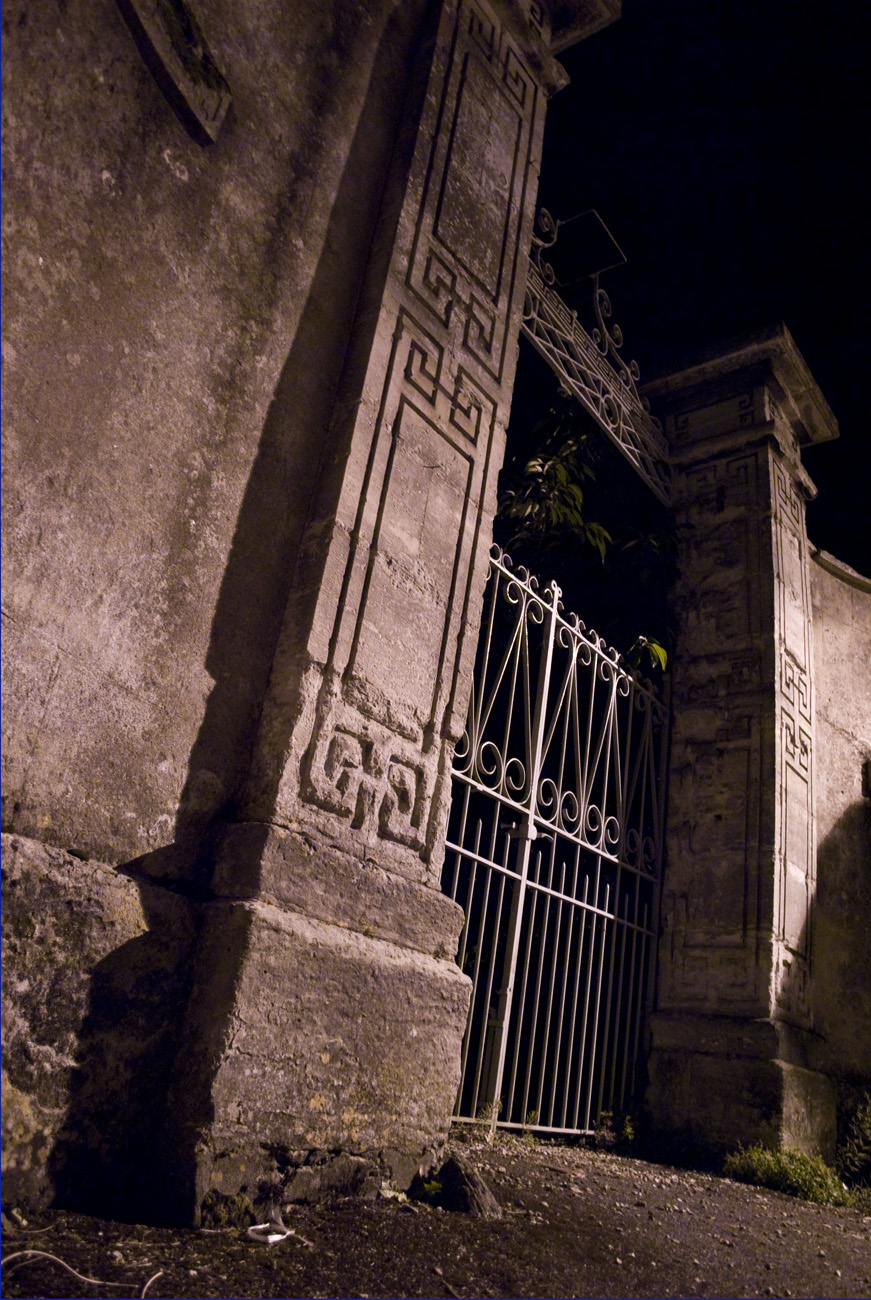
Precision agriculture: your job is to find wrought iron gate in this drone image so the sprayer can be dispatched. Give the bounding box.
[442,546,669,1134]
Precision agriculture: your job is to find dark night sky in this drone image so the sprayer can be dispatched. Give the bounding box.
[534,0,870,574]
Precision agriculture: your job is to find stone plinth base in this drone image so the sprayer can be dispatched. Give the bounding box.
[645,1014,837,1164]
[210,821,463,959]
[162,838,471,1222]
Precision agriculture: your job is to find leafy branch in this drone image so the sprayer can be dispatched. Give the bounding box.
[498,399,612,554]
[496,395,675,669]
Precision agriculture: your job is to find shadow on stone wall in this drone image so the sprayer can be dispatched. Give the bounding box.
[43,3,437,1222]
[813,799,871,1084]
[146,0,434,895]
[643,888,852,1169]
[46,871,198,1222]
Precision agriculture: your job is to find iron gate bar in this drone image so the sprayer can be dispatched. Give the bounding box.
[485,567,560,1126]
[444,546,668,1135]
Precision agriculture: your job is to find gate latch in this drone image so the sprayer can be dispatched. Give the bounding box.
[501,821,535,842]
[501,821,551,843]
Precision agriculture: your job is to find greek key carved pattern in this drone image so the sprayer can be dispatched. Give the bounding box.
[774,457,804,532]
[468,5,497,59]
[403,324,444,405]
[379,758,426,849]
[524,1,547,39]
[782,652,811,721]
[463,294,497,360]
[417,250,499,368]
[782,710,811,774]
[468,0,532,96]
[773,445,814,986]
[399,311,493,445]
[679,451,758,515]
[304,719,427,852]
[406,0,537,384]
[772,457,813,721]
[778,699,813,990]
[291,0,541,869]
[420,248,456,327]
[503,47,529,107]
[673,391,763,441]
[298,309,495,853]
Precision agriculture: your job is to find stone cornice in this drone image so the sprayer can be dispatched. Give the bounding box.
[811,548,871,592]
[642,323,839,448]
[543,0,622,54]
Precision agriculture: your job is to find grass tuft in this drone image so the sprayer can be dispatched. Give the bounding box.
[723,1144,854,1207]
[838,1093,871,1190]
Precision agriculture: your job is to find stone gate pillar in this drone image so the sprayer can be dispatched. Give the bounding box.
[161,0,605,1220]
[643,325,840,1161]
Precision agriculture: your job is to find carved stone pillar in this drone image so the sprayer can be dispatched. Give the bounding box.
[643,325,840,1160]
[162,0,585,1220]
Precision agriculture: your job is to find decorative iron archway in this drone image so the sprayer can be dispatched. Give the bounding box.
[521,209,671,505]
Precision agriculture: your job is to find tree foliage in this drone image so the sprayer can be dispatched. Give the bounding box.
[495,392,676,669]
[498,422,612,561]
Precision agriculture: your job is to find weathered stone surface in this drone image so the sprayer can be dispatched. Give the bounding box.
[810,552,871,1086]
[1,833,197,1211]
[1,0,578,1227]
[1,0,434,871]
[241,0,554,889]
[645,1013,837,1162]
[282,1153,381,1204]
[161,900,470,1222]
[643,327,841,1159]
[210,821,465,959]
[438,1153,502,1217]
[153,0,559,1223]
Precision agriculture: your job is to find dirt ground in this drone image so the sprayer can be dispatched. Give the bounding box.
[2,1132,869,1300]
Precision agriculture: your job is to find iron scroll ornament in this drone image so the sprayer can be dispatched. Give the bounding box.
[523,209,671,505]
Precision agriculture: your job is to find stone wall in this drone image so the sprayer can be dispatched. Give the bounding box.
[642,327,848,1163]
[2,0,431,872]
[2,0,615,1221]
[0,0,462,1213]
[1,834,197,1213]
[809,551,871,1094]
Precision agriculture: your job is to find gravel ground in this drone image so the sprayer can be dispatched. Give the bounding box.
[2,1132,869,1299]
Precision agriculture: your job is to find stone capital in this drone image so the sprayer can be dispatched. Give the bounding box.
[544,0,622,54]
[643,322,839,459]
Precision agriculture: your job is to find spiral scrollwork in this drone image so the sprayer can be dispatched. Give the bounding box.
[476,739,504,786]
[603,815,621,848]
[453,726,472,768]
[585,803,603,840]
[529,208,559,283]
[537,776,559,819]
[453,549,666,900]
[505,755,527,798]
[559,788,580,833]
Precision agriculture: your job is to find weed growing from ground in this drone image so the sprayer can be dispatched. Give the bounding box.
[838,1093,871,1191]
[594,1110,637,1155]
[723,1144,854,1207]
